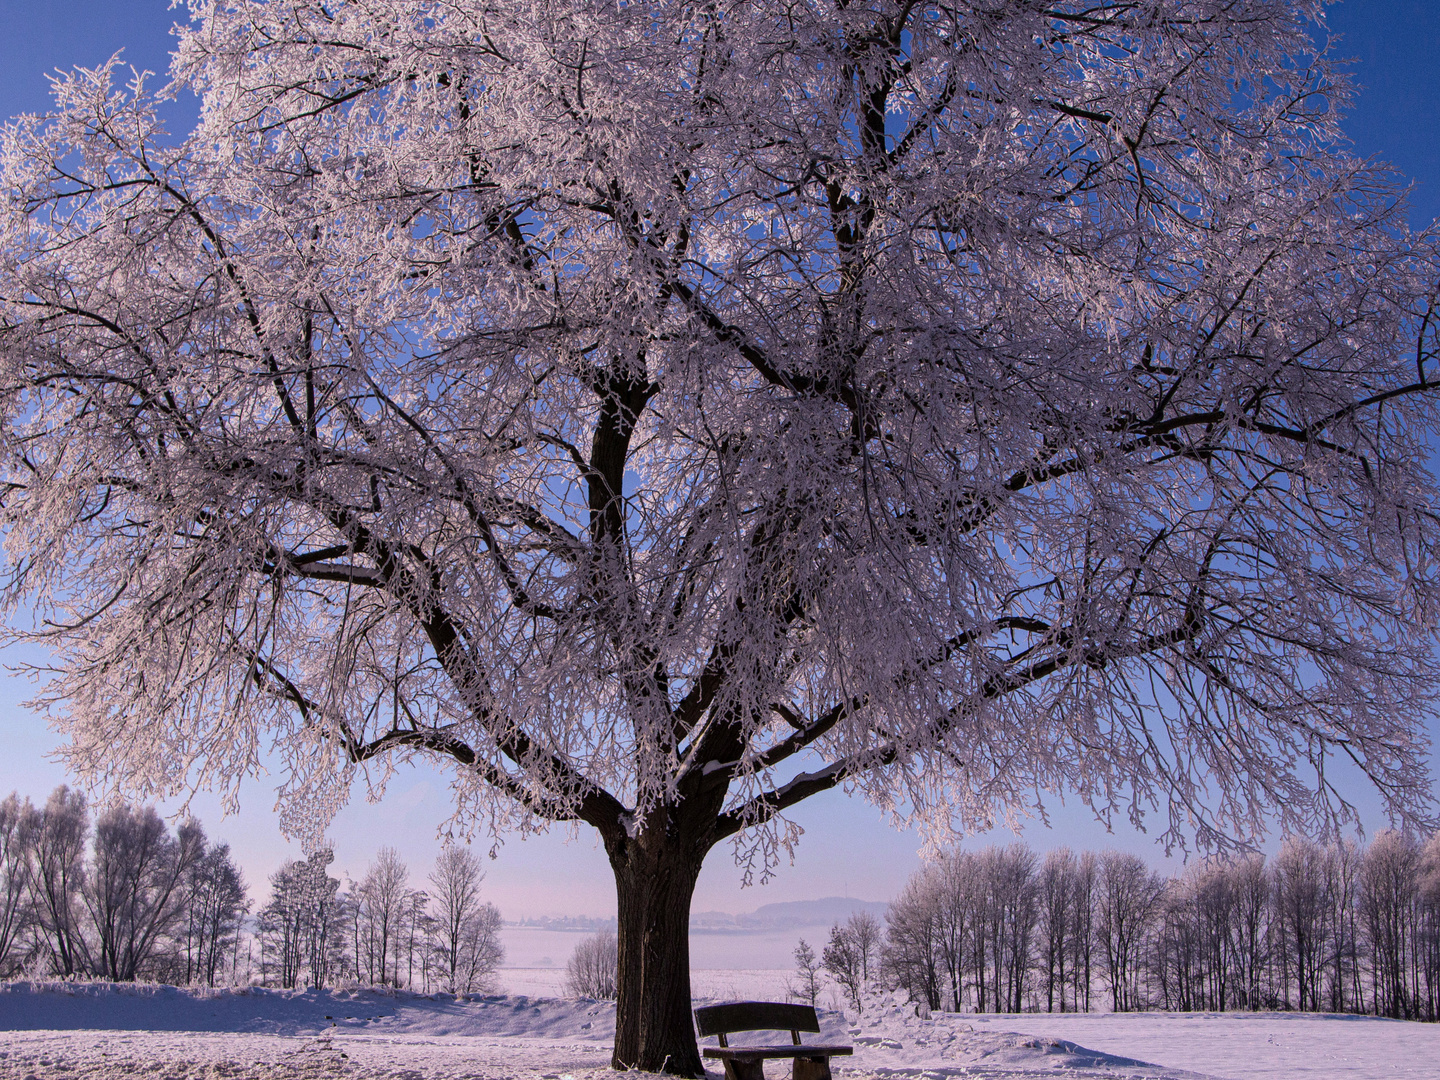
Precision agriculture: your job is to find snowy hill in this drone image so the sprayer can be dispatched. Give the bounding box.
[0,980,617,1038]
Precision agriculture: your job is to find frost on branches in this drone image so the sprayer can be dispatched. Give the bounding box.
[0,0,1438,1072]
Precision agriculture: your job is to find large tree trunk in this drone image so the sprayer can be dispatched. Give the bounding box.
[607,818,709,1076]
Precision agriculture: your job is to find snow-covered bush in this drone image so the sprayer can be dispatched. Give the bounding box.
[564,931,618,1000]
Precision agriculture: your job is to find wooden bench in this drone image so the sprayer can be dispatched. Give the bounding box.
[694,1001,852,1080]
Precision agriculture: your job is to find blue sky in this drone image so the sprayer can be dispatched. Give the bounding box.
[0,0,1435,917]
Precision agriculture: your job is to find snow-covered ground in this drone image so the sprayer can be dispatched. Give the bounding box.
[941,1011,1440,1080]
[1,980,1435,1080]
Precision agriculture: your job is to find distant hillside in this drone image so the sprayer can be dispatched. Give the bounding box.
[690,896,889,932]
[511,914,617,931]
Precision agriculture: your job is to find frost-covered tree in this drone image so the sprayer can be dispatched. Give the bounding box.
[176,836,249,987]
[565,929,619,1000]
[429,844,503,993]
[82,804,204,981]
[791,937,824,1008]
[1095,851,1163,1012]
[258,850,341,989]
[0,793,31,976]
[1,0,1439,1070]
[1273,835,1329,1010]
[1037,848,1079,1013]
[22,788,88,977]
[881,878,943,1010]
[355,847,410,986]
[822,915,869,1008]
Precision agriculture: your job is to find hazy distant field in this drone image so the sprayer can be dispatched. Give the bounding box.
[498,964,790,1001]
[498,924,805,1000]
[496,905,850,1002]
[498,898,885,973]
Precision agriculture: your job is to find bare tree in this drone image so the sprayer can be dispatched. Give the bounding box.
[1195,861,1237,1011]
[967,853,996,1012]
[402,889,431,990]
[2,1,1439,1069]
[356,847,411,986]
[1154,873,1200,1011]
[0,793,31,975]
[302,851,344,987]
[1419,833,1440,1020]
[81,805,203,981]
[258,863,304,989]
[258,851,342,989]
[1070,854,1098,1014]
[1096,852,1163,1012]
[822,920,866,1011]
[452,901,504,994]
[23,787,88,976]
[989,845,1039,1012]
[790,938,824,1008]
[1151,860,1236,1012]
[180,839,249,986]
[936,851,979,1012]
[882,877,943,1010]
[848,910,882,984]
[427,844,502,993]
[1228,854,1271,1011]
[430,844,497,993]
[2,788,252,985]
[885,833,1440,1020]
[1037,849,1077,1013]
[1274,837,1329,1011]
[1322,840,1364,1013]
[1360,831,1422,1018]
[819,910,883,1009]
[565,930,619,1000]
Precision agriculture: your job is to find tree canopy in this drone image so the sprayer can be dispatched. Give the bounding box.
[0,0,1437,1070]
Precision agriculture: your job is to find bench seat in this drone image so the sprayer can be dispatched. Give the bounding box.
[703,1045,855,1061]
[694,1001,852,1080]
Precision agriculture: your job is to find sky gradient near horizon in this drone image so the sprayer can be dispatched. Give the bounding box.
[0,0,1436,918]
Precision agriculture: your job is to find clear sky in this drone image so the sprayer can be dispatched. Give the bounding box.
[0,0,1436,919]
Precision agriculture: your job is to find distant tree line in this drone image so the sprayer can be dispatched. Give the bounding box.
[0,785,506,994]
[810,834,1440,1021]
[0,786,248,983]
[256,843,503,993]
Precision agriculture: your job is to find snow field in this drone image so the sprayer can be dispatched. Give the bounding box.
[963,1011,1440,1080]
[1,981,1437,1080]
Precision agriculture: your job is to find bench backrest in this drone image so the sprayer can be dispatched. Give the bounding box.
[693,1001,820,1047]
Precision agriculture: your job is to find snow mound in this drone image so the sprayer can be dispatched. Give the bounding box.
[832,999,1207,1078]
[0,981,616,1039]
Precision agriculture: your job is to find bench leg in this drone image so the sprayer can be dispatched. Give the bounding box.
[793,1057,832,1080]
[721,1060,766,1080]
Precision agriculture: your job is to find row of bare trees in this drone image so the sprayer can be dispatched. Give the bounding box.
[0,783,503,993]
[0,786,248,983]
[256,844,503,994]
[878,836,1440,1020]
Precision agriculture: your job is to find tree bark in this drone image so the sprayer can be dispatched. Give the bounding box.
[607,818,709,1076]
